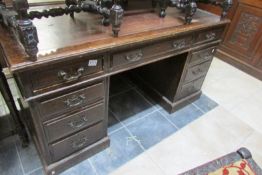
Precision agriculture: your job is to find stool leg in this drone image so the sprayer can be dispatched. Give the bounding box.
[0,69,29,147]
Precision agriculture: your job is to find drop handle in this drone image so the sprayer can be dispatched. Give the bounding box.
[125,50,143,62]
[205,32,216,40]
[64,94,86,107]
[173,40,186,49]
[72,137,89,149]
[58,67,84,82]
[68,116,89,129]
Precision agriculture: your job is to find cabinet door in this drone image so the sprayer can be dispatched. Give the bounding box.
[222,2,262,65]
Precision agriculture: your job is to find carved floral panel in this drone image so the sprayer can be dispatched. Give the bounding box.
[230,12,262,51]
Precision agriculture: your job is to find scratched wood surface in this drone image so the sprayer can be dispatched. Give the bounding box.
[0,6,229,72]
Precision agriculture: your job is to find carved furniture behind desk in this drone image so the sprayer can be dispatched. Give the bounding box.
[0,7,229,175]
[199,0,262,80]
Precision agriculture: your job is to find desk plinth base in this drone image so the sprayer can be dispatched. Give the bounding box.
[35,136,110,175]
[126,53,203,114]
[129,73,202,113]
[160,91,202,113]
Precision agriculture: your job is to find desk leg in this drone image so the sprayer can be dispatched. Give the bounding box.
[0,70,29,147]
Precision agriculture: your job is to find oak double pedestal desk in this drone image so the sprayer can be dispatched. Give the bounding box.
[0,7,229,175]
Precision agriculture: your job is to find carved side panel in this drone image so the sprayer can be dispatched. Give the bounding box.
[222,4,262,64]
[229,12,261,50]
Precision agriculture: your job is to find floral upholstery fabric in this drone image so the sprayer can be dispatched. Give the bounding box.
[209,160,256,175]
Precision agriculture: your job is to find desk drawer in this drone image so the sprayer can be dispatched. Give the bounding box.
[195,28,223,44]
[38,82,105,121]
[184,61,212,83]
[49,122,105,162]
[189,47,216,66]
[44,103,105,143]
[177,77,205,100]
[28,57,104,95]
[111,36,192,69]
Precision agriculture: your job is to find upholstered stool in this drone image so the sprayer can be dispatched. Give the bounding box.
[180,148,262,175]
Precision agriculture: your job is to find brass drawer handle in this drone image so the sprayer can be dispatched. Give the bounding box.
[72,136,88,149]
[58,67,84,82]
[173,40,186,49]
[68,116,89,129]
[125,50,143,62]
[205,32,216,40]
[64,94,86,107]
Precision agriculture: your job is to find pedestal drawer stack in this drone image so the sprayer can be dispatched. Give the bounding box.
[18,57,110,175]
[176,46,216,100]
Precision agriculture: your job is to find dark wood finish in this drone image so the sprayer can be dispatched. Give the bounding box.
[128,52,188,106]
[44,136,110,175]
[199,0,262,81]
[176,76,205,100]
[44,102,104,143]
[129,44,217,113]
[21,56,104,96]
[1,8,228,72]
[111,35,192,70]
[184,60,212,83]
[188,46,216,66]
[50,121,106,162]
[37,81,105,121]
[198,0,242,20]
[194,27,224,45]
[0,66,29,146]
[0,7,229,175]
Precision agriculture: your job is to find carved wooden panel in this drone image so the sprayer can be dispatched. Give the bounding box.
[229,12,261,52]
[200,0,262,80]
[222,4,262,63]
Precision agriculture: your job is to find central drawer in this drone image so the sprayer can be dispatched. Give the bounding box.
[38,81,105,122]
[49,121,105,162]
[44,103,105,143]
[195,28,223,45]
[111,35,192,70]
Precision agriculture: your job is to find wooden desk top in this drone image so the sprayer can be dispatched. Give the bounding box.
[0,6,229,73]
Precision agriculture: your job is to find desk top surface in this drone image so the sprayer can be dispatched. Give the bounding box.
[0,6,229,72]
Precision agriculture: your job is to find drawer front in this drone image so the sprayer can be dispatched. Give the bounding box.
[30,57,104,95]
[38,82,105,121]
[44,103,105,143]
[50,122,105,162]
[111,36,192,69]
[177,77,205,100]
[184,61,212,83]
[195,28,223,44]
[189,47,216,66]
